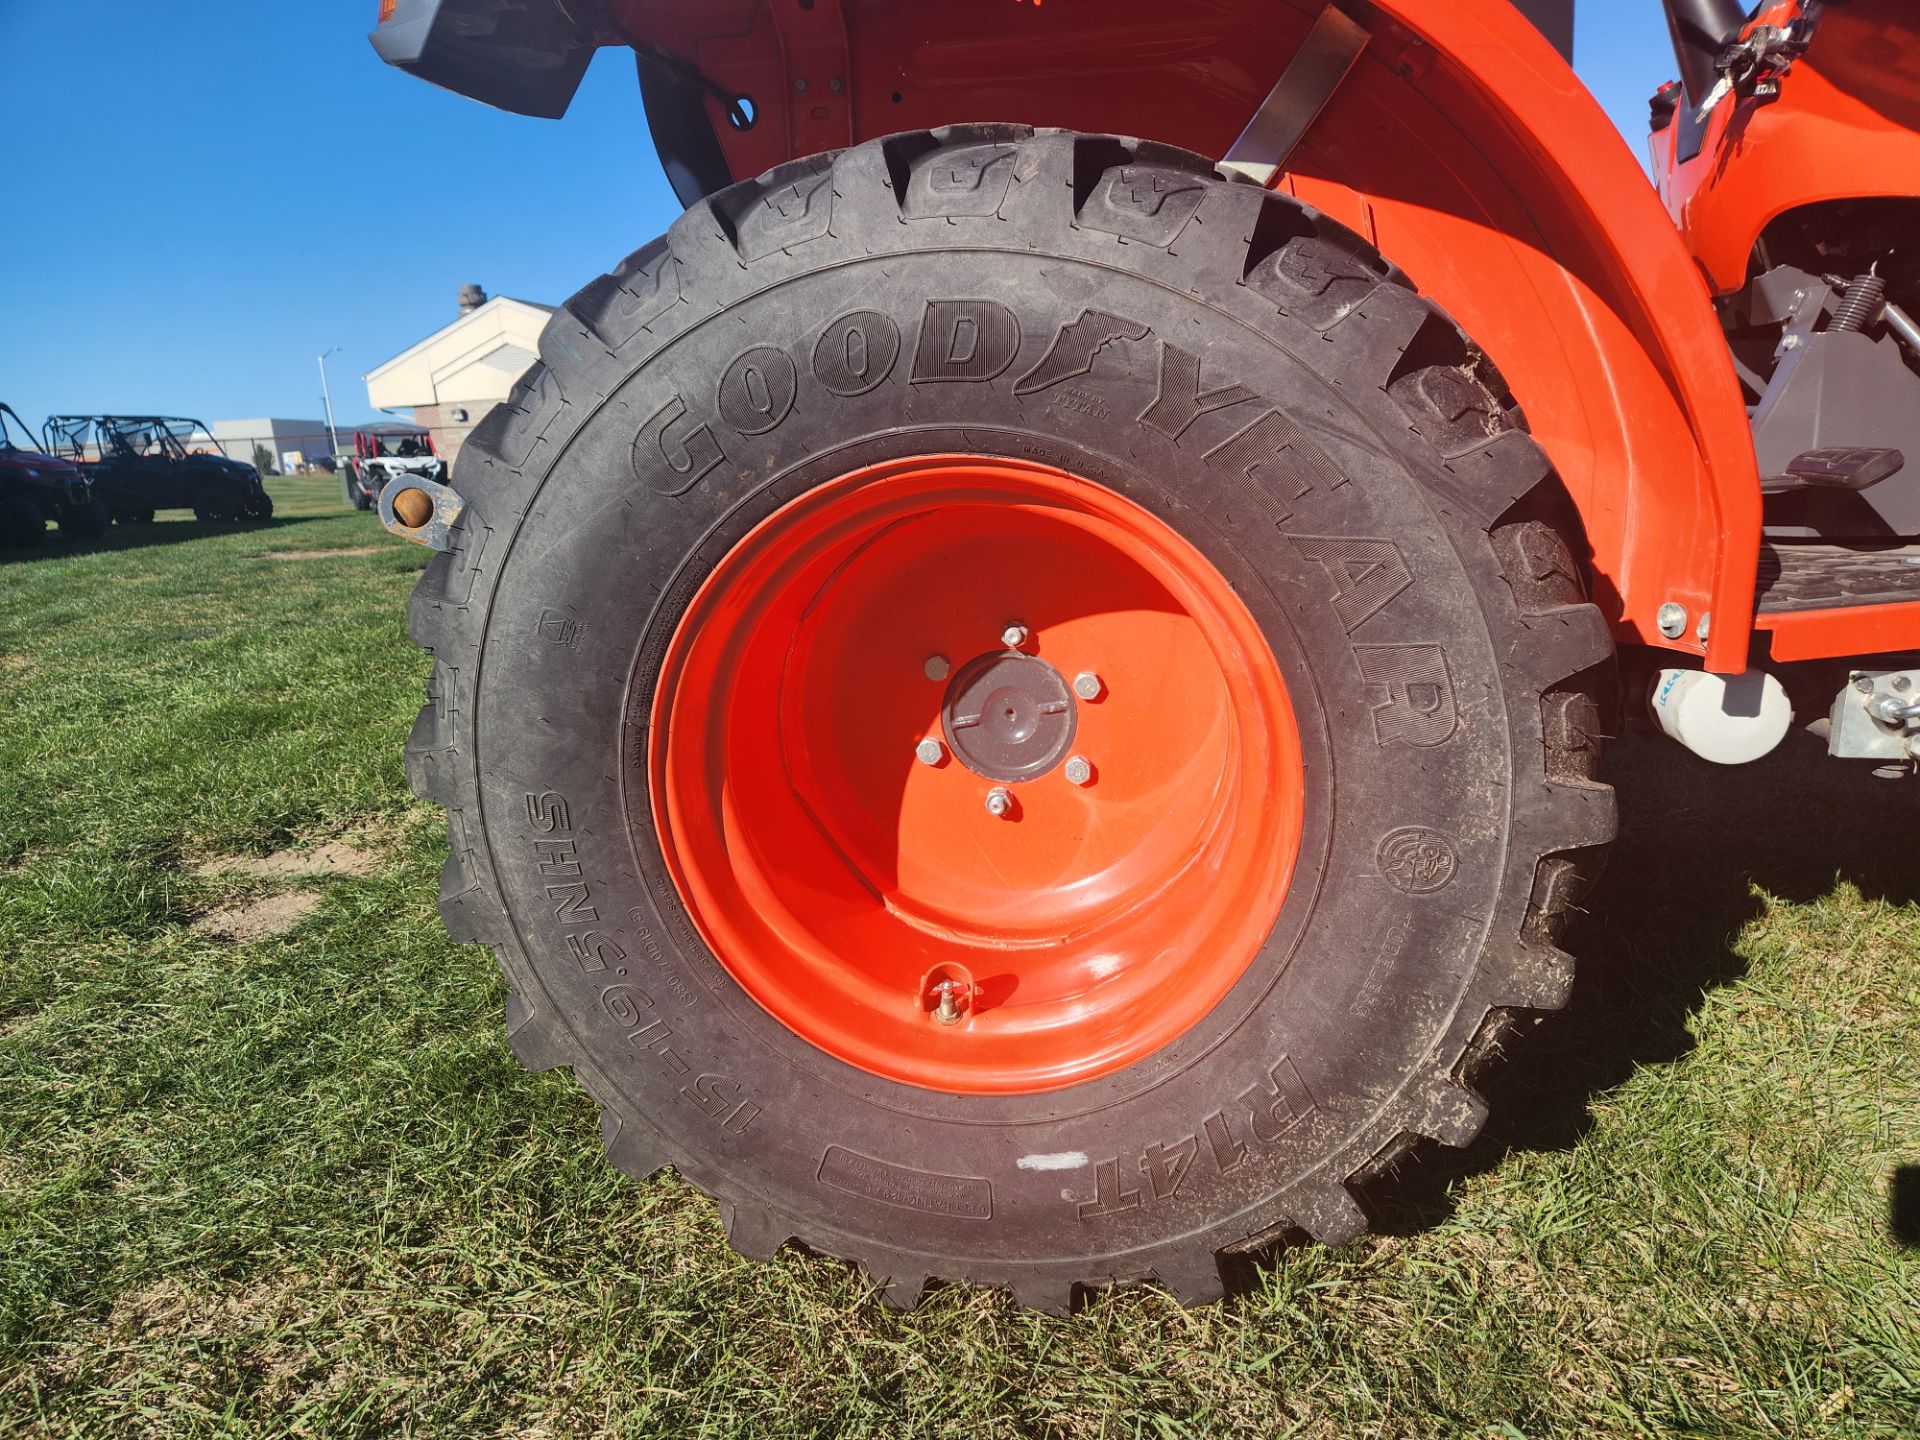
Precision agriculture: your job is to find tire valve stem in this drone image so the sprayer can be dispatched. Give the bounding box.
[932,979,970,1025]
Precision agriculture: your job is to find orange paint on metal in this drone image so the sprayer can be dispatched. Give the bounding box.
[605,0,1769,667]
[1655,0,1920,297]
[649,456,1304,1093]
[1758,599,1920,662]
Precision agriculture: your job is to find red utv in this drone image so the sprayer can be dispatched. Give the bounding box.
[0,402,107,547]
[342,422,447,510]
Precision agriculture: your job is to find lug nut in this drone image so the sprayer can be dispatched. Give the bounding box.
[985,787,1013,817]
[915,738,945,766]
[1064,755,1092,786]
[1073,671,1103,700]
[924,654,949,682]
[1001,623,1029,649]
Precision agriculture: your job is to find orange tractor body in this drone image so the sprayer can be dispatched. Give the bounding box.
[375,0,1920,671]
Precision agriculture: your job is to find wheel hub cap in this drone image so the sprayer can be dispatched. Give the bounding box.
[942,649,1078,782]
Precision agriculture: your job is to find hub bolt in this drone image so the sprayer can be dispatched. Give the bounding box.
[915,738,945,766]
[1656,602,1688,639]
[1001,623,1029,649]
[1064,755,1093,786]
[985,787,1013,817]
[924,654,950,682]
[1073,671,1103,701]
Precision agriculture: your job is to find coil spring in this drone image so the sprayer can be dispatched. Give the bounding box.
[1829,271,1887,334]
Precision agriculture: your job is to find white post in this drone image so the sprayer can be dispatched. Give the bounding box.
[318,346,342,459]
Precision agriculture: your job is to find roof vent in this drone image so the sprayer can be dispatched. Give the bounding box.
[458,284,488,314]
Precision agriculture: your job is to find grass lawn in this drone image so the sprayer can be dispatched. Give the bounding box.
[0,473,1915,1437]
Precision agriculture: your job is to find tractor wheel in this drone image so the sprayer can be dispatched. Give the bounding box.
[243,490,275,520]
[58,496,111,540]
[0,493,44,548]
[403,128,1615,1310]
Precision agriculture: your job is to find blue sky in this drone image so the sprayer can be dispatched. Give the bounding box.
[0,3,1675,434]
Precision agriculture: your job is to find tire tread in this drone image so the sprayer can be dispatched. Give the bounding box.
[400,127,1617,1310]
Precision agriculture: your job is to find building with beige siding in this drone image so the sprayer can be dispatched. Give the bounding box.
[363,287,554,466]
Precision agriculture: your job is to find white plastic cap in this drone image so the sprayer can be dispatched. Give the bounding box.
[1648,667,1793,765]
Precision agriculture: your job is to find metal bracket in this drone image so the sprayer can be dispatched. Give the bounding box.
[1829,669,1920,764]
[1222,6,1370,186]
[378,471,465,552]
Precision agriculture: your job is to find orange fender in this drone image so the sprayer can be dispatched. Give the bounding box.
[619,0,1762,668]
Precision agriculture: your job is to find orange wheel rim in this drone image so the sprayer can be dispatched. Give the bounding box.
[649,456,1305,1094]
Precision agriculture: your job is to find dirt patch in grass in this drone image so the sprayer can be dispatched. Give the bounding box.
[0,1005,37,1042]
[193,841,379,881]
[263,546,385,560]
[191,891,322,942]
[42,1273,337,1406]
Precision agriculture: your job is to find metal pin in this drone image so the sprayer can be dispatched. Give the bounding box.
[933,980,966,1025]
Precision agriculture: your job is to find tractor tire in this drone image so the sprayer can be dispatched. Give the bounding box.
[0,494,44,548]
[403,127,1615,1311]
[58,496,111,540]
[243,491,275,521]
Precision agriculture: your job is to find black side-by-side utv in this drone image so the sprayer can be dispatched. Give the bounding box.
[43,416,273,525]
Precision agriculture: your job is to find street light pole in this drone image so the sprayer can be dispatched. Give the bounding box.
[318,346,342,460]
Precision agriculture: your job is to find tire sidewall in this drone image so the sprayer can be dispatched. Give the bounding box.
[468,246,1515,1265]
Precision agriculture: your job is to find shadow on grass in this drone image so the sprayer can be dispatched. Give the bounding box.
[1893,1167,1920,1249]
[0,513,334,564]
[1351,725,1920,1240]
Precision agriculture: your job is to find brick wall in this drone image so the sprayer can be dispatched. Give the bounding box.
[411,402,484,468]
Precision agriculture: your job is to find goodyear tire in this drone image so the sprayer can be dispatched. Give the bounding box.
[405,128,1615,1310]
